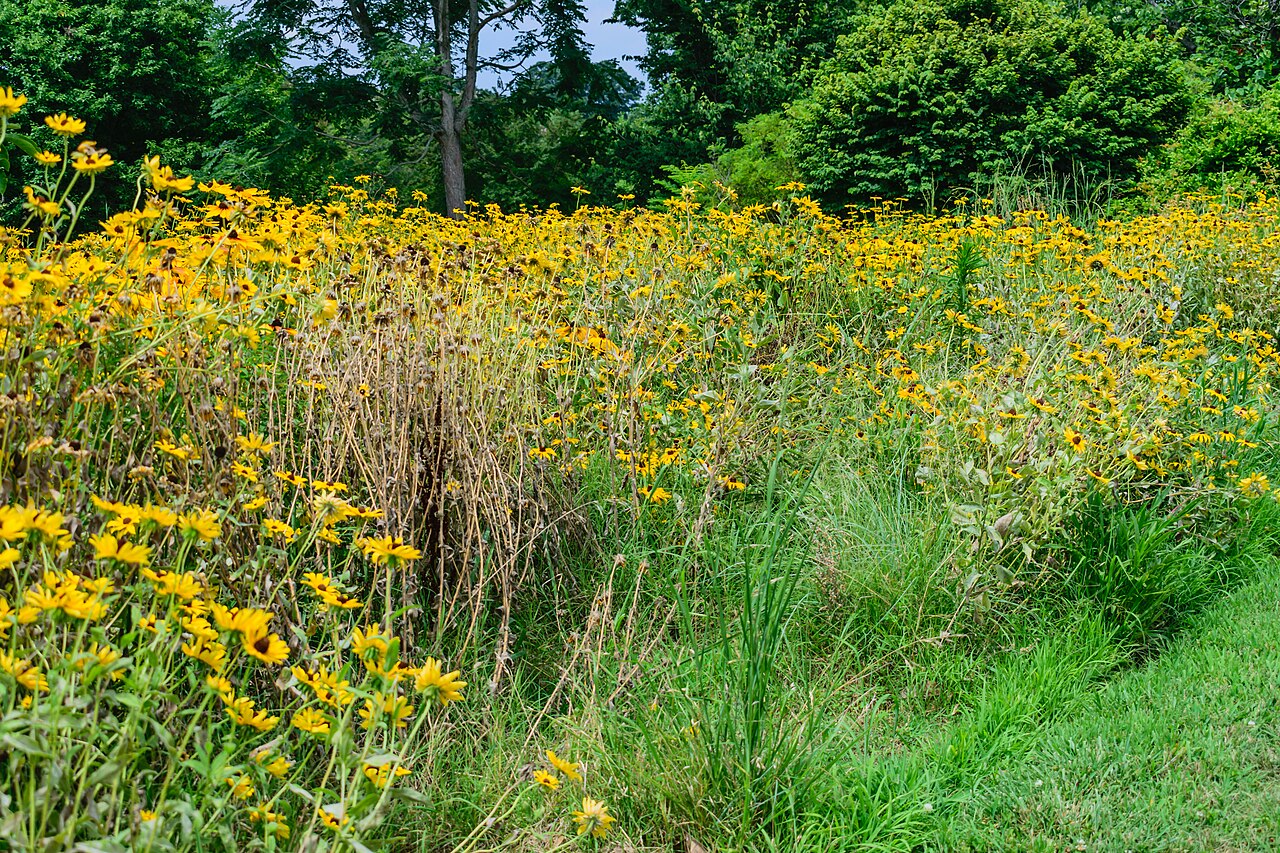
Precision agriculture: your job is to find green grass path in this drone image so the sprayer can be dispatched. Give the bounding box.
[950,560,1280,852]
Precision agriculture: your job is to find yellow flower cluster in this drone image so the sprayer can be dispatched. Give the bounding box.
[0,85,1275,849]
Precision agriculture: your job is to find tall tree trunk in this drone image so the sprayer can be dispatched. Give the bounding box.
[439,93,467,218]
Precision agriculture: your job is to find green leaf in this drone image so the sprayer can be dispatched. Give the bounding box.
[6,133,38,158]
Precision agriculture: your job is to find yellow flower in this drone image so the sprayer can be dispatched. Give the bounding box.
[142,155,195,193]
[317,806,348,832]
[0,87,27,117]
[274,470,308,488]
[0,653,49,692]
[0,548,18,570]
[0,507,27,541]
[44,112,86,136]
[533,769,560,790]
[71,143,113,174]
[33,151,60,166]
[73,642,123,680]
[263,518,297,542]
[226,775,255,801]
[637,486,673,504]
[26,510,69,544]
[231,462,259,482]
[1239,472,1271,499]
[355,535,422,565]
[414,657,467,705]
[292,663,354,707]
[242,626,290,666]
[312,492,353,525]
[351,623,390,667]
[89,532,151,566]
[292,707,331,735]
[140,505,178,527]
[546,749,582,782]
[182,637,228,672]
[142,568,204,600]
[183,614,219,641]
[179,509,221,541]
[211,603,272,636]
[21,186,59,218]
[572,797,615,838]
[242,496,269,511]
[359,691,414,729]
[261,754,293,778]
[302,572,336,596]
[1063,427,1086,454]
[156,439,194,461]
[224,696,279,731]
[206,674,234,700]
[248,805,290,839]
[362,762,411,788]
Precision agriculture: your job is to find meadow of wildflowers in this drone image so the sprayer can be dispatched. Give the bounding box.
[1,90,1278,850]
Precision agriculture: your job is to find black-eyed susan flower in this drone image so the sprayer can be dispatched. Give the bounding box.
[1239,472,1271,498]
[248,805,290,840]
[242,626,290,666]
[359,691,414,729]
[262,518,297,543]
[226,775,254,801]
[178,509,221,541]
[317,806,348,832]
[21,186,59,218]
[88,533,150,566]
[71,142,113,174]
[44,112,85,136]
[0,87,27,117]
[571,797,615,838]
[292,707,331,735]
[362,761,411,788]
[414,657,466,705]
[355,535,422,565]
[224,696,279,731]
[546,749,582,782]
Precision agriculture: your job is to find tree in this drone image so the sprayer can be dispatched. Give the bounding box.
[0,0,217,210]
[242,0,616,216]
[612,0,862,142]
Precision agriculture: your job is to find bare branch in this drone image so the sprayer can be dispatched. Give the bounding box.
[478,0,532,31]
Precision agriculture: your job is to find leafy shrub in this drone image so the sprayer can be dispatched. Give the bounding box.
[789,0,1191,204]
[1139,88,1280,197]
[715,112,803,205]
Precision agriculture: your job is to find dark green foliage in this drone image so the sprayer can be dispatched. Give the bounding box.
[464,98,607,210]
[789,0,1191,204]
[591,83,730,201]
[612,0,863,179]
[1093,0,1280,92]
[0,0,216,209]
[198,19,393,198]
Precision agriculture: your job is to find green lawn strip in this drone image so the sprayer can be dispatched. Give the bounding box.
[945,558,1280,852]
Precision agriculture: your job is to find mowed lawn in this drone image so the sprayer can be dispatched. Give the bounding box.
[950,558,1280,852]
